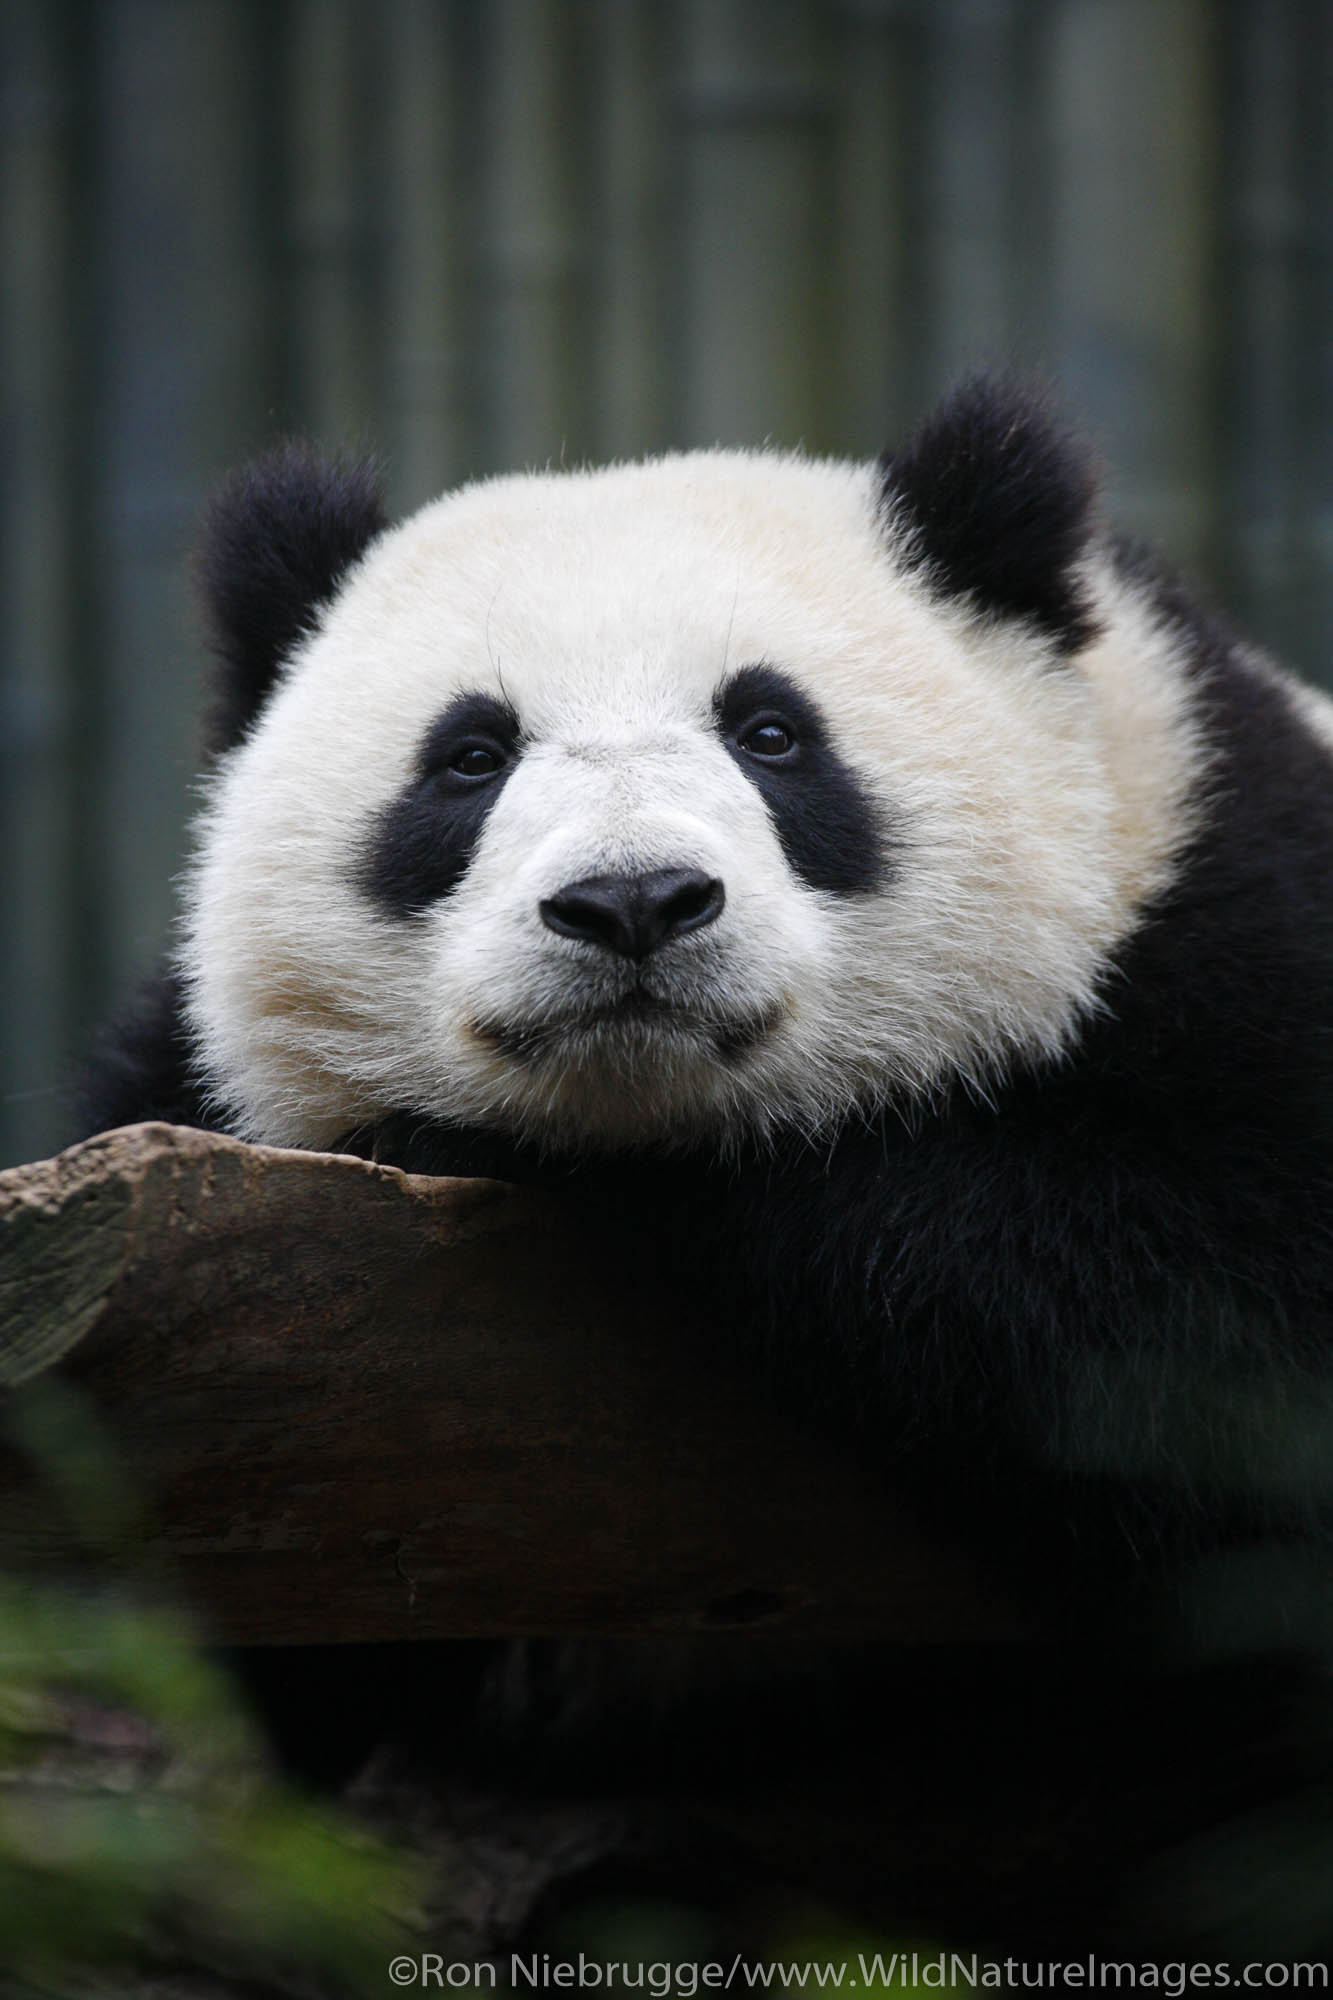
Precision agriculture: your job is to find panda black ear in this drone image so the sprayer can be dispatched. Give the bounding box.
[878,377,1099,656]
[195,441,388,755]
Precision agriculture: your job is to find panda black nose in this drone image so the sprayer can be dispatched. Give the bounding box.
[540,868,725,959]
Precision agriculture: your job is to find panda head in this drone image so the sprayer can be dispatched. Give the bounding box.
[181,382,1201,1155]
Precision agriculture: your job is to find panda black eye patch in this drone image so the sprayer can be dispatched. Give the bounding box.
[359,691,523,917]
[714,663,887,895]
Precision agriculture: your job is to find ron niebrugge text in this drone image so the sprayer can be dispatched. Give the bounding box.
[387,1953,1330,1993]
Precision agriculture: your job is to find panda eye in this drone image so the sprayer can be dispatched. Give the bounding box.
[444,741,507,781]
[737,715,798,760]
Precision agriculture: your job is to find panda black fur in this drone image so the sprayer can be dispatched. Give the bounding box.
[79,380,1333,1951]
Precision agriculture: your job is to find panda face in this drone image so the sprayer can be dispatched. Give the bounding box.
[182,446,1198,1154]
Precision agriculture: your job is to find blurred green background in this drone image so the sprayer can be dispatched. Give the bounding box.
[3,0,1332,1168]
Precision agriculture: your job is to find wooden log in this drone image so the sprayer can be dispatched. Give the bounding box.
[0,1122,1025,1648]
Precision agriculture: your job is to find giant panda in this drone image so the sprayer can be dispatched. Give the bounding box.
[80,378,1333,1953]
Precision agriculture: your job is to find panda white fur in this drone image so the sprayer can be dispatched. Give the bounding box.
[80,378,1333,1951]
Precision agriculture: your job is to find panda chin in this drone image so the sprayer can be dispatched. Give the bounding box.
[471,989,783,1070]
